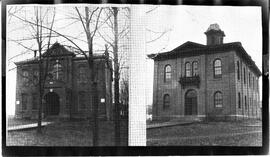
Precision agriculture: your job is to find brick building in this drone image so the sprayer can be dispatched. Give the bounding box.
[15,42,113,120]
[148,24,261,121]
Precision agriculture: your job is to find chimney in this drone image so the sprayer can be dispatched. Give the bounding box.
[204,23,225,45]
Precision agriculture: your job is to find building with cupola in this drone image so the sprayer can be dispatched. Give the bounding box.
[148,24,261,121]
[15,42,113,120]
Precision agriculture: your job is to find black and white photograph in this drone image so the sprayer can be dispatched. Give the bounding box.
[2,0,268,156]
[6,4,129,146]
[145,5,263,146]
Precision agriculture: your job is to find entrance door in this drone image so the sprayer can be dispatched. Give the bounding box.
[44,92,60,116]
[185,90,197,115]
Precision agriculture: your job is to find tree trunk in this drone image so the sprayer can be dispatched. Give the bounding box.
[112,7,121,146]
[37,51,43,134]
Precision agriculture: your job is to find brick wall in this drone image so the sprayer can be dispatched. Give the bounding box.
[15,56,112,120]
[152,49,260,121]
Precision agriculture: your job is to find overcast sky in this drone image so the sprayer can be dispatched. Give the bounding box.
[144,5,262,107]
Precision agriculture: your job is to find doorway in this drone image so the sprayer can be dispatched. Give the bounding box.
[44,92,60,116]
[185,89,197,115]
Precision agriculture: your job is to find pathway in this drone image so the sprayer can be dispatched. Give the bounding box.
[8,122,53,131]
[147,121,196,129]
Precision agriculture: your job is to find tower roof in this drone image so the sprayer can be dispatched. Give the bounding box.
[206,23,221,32]
[205,23,225,36]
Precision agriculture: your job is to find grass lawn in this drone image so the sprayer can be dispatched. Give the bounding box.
[7,119,128,146]
[147,120,262,146]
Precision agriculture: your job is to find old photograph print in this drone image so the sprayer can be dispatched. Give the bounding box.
[6,4,129,146]
[145,5,262,146]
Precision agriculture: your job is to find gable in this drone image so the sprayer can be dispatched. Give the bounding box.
[172,41,205,52]
[42,42,75,57]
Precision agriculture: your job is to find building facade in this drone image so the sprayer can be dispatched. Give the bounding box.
[148,24,261,121]
[15,42,113,120]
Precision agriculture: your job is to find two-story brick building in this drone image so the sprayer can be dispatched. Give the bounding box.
[15,42,113,120]
[148,24,261,121]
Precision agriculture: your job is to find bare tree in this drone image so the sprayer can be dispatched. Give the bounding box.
[8,6,121,146]
[8,6,56,133]
[96,7,130,145]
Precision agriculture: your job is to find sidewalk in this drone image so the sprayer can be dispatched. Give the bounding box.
[8,122,53,131]
[147,121,195,129]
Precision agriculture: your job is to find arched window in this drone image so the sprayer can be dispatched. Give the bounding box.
[163,94,170,109]
[214,91,222,108]
[52,60,63,80]
[78,66,87,83]
[238,92,241,109]
[192,61,198,76]
[185,62,191,77]
[33,71,39,85]
[164,65,171,82]
[22,70,29,85]
[249,72,251,87]
[237,61,240,80]
[253,76,254,89]
[243,67,246,84]
[213,59,222,77]
[244,95,247,109]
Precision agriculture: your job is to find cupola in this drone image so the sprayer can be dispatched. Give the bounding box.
[204,23,225,45]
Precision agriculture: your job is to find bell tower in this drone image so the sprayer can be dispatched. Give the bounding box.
[205,23,225,45]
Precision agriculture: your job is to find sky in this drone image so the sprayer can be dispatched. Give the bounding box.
[144,5,262,107]
[5,5,263,116]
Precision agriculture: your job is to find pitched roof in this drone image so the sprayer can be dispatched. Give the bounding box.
[42,42,75,57]
[148,41,261,76]
[171,41,205,51]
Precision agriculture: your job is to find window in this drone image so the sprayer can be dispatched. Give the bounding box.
[33,71,39,85]
[192,61,198,76]
[32,94,38,110]
[214,91,222,108]
[22,93,27,110]
[237,61,240,80]
[163,94,170,109]
[249,72,251,87]
[238,92,241,109]
[185,62,191,77]
[256,78,259,91]
[245,96,247,109]
[243,67,246,84]
[22,70,29,85]
[253,76,254,89]
[250,98,252,109]
[53,60,63,80]
[213,59,222,78]
[78,66,87,83]
[78,91,86,110]
[164,65,172,82]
